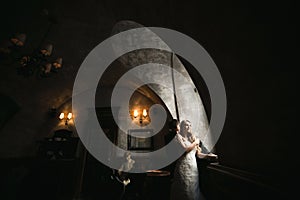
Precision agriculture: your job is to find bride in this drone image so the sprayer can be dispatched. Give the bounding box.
[170,120,217,200]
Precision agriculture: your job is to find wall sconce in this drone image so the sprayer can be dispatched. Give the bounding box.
[0,9,63,78]
[131,108,150,126]
[59,112,73,125]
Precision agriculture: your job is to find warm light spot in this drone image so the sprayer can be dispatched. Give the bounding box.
[67,112,73,120]
[59,113,64,120]
[133,110,139,118]
[142,109,147,117]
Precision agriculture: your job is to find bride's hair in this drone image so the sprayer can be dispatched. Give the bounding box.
[179,120,191,138]
[180,120,198,143]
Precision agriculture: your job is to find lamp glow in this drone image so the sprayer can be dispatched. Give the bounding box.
[67,112,72,120]
[133,110,138,118]
[59,112,64,120]
[142,109,147,117]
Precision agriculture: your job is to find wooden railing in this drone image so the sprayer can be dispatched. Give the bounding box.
[198,161,289,200]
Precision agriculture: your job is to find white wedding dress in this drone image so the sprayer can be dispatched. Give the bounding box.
[170,134,203,200]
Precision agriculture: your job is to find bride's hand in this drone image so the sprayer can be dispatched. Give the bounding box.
[194,138,200,145]
[207,153,218,159]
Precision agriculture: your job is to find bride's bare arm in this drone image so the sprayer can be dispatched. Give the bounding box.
[197,150,218,159]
